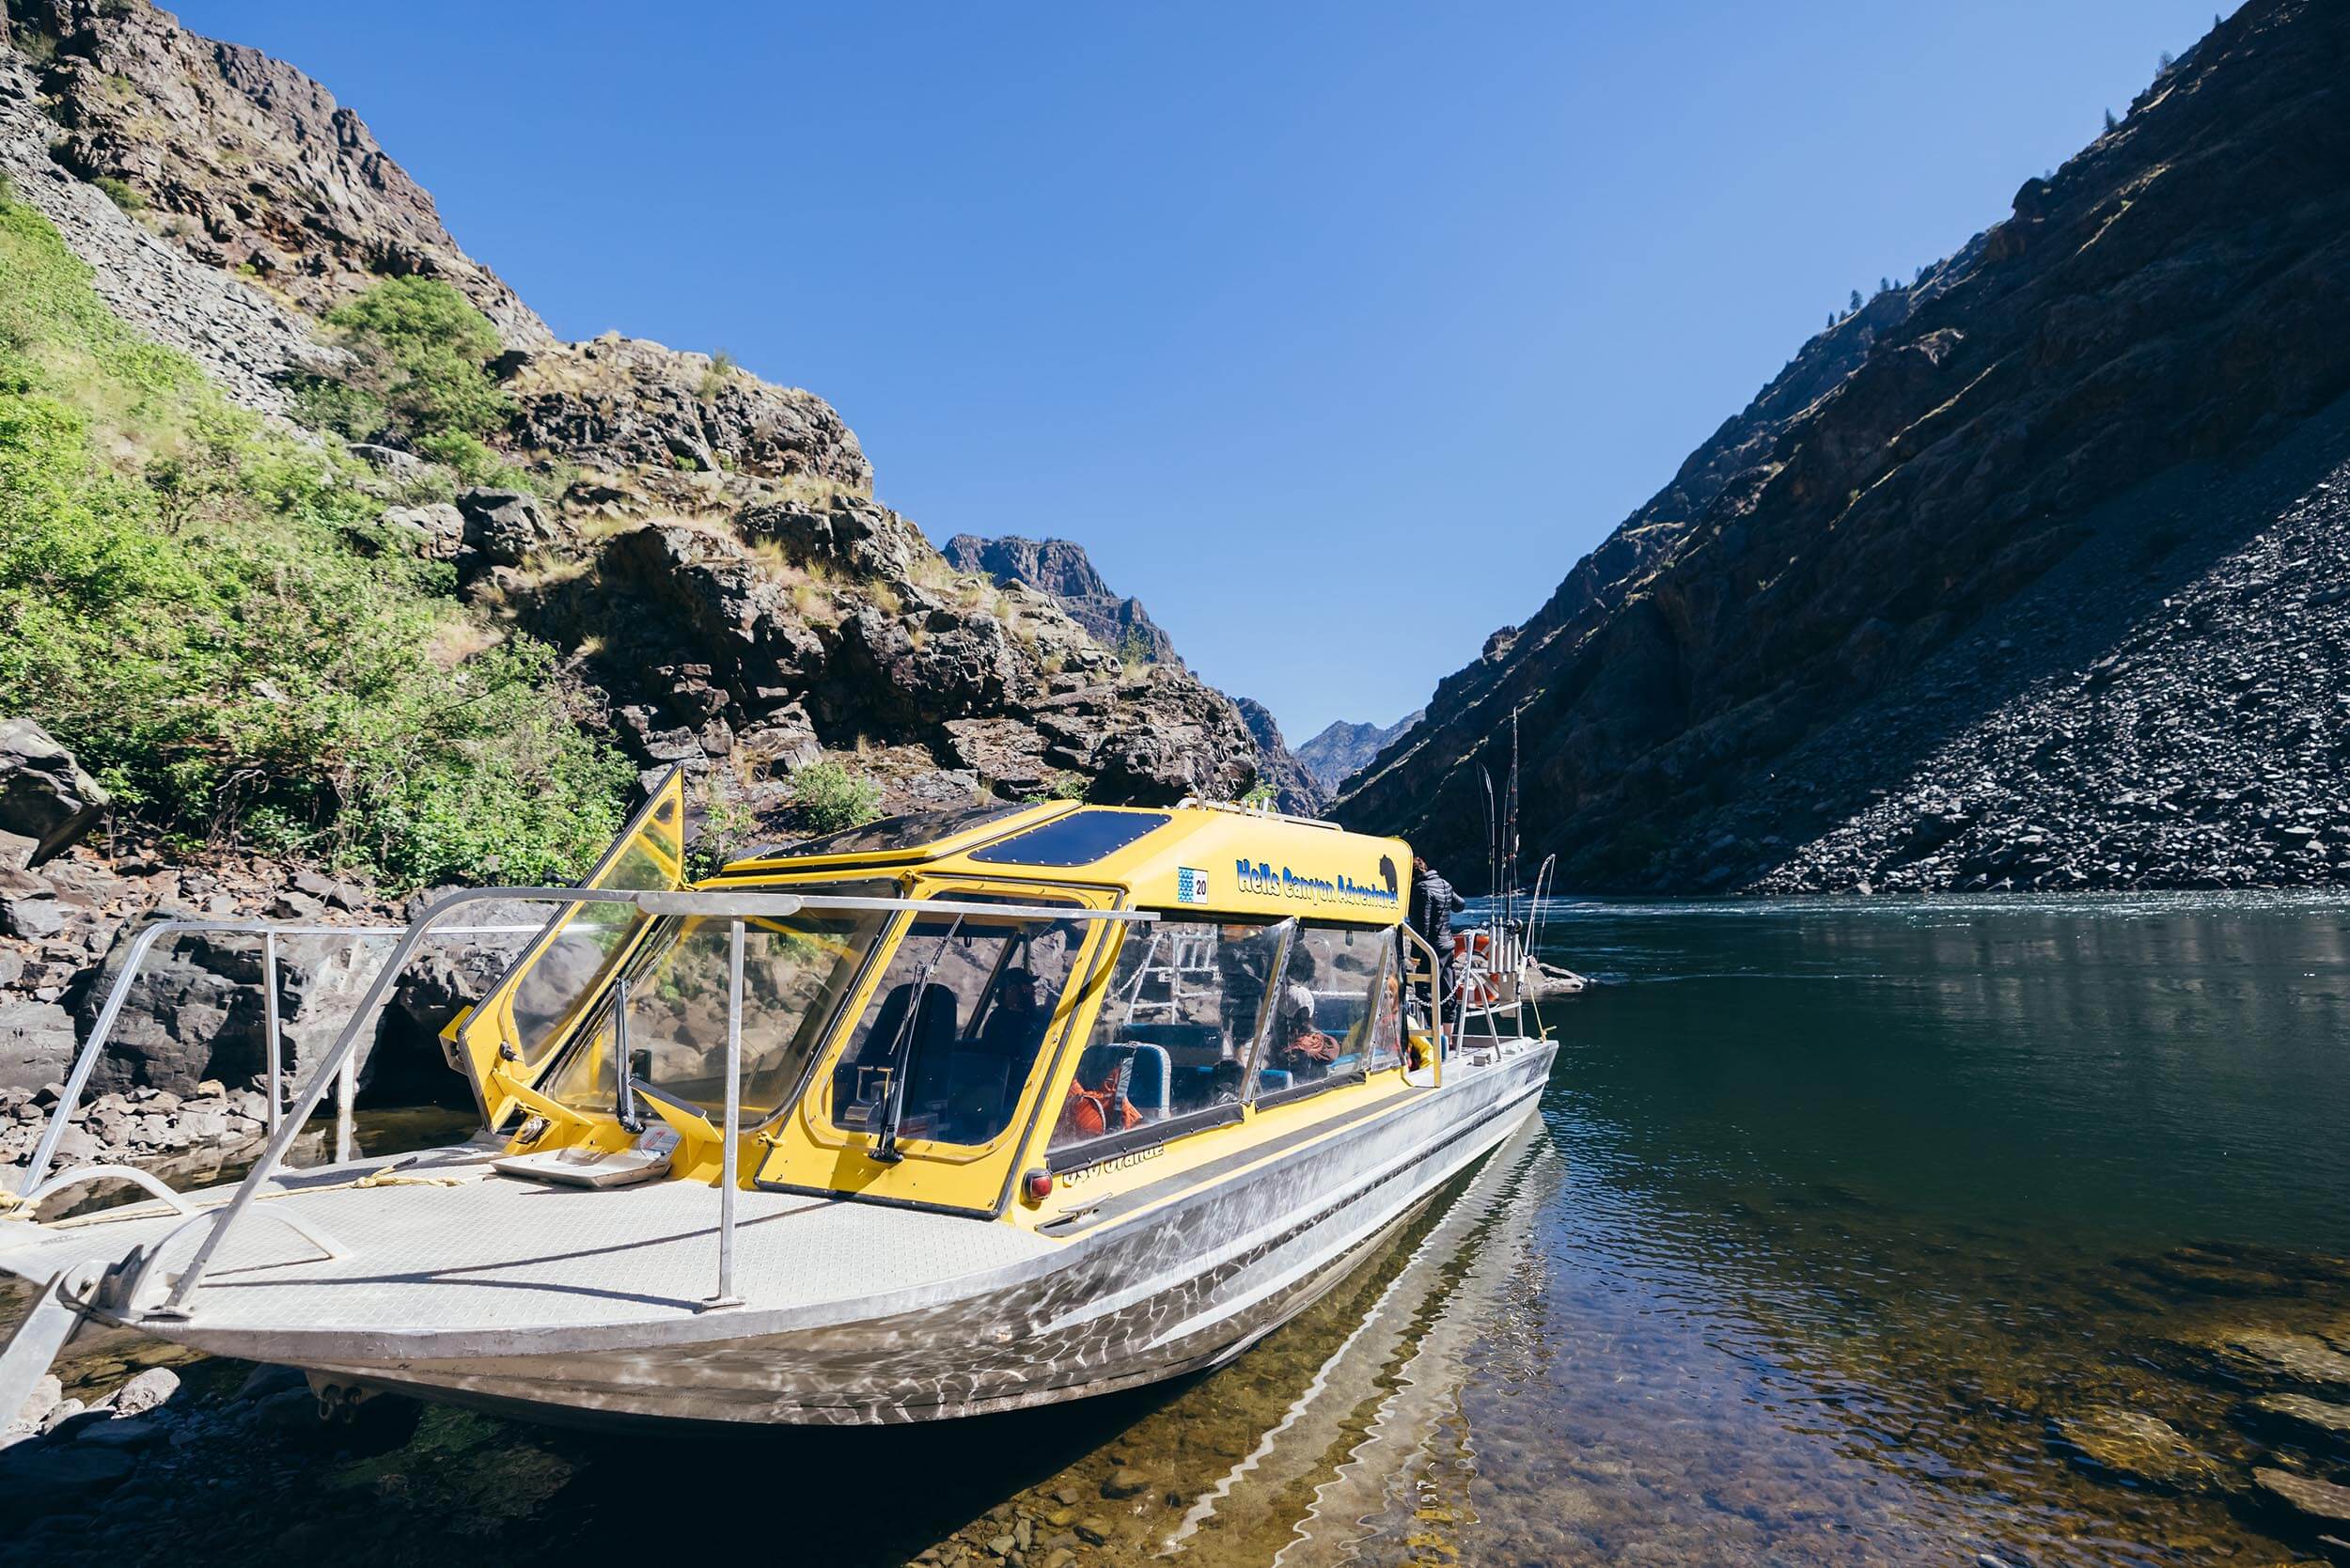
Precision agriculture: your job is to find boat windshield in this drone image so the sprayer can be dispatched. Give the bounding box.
[541,880,896,1121]
[827,896,1091,1148]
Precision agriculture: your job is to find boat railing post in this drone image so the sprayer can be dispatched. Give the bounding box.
[17,917,185,1197]
[1400,924,1444,1087]
[152,885,612,1318]
[335,1052,357,1165]
[261,930,283,1136]
[707,917,745,1310]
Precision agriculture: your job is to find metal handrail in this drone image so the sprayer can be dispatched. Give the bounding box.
[147,886,1157,1316]
[16,919,542,1197]
[1399,924,1448,1085]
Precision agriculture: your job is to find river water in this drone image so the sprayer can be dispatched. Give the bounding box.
[9,894,2350,1566]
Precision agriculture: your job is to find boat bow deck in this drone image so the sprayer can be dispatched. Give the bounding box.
[0,1147,1056,1355]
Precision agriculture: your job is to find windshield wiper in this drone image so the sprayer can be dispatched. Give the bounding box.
[870,915,964,1164]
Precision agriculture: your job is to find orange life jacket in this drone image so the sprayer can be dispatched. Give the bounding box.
[1059,1076,1142,1139]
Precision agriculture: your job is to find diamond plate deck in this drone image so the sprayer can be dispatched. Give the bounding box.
[0,1146,1054,1341]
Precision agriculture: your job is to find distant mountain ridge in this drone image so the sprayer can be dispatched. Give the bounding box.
[1337,0,2350,895]
[1297,712,1421,795]
[940,535,1179,666]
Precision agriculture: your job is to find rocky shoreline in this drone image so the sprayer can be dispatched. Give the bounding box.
[0,718,518,1198]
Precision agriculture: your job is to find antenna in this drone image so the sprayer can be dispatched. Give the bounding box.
[1504,706,1523,936]
[1480,766,1496,901]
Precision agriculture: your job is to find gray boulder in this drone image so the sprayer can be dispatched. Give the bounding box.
[456,488,556,567]
[0,718,110,864]
[76,922,380,1096]
[0,1000,77,1094]
[381,502,465,559]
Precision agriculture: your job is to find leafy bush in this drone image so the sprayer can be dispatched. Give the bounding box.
[685,775,759,880]
[787,760,882,835]
[290,275,537,488]
[1020,770,1087,803]
[321,275,511,438]
[0,191,631,889]
[93,177,145,212]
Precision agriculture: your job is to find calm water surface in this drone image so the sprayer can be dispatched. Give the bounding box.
[11,894,2350,1566]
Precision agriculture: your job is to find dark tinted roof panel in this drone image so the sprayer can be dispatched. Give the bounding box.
[965,809,1175,868]
[751,803,1034,861]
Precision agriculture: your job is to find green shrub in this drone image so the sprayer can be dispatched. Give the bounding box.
[685,776,758,880]
[297,276,524,485]
[287,372,385,443]
[787,760,882,836]
[0,189,631,890]
[697,350,735,402]
[92,177,145,213]
[1020,770,1087,803]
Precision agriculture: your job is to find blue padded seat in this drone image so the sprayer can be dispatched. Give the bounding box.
[1077,1042,1171,1120]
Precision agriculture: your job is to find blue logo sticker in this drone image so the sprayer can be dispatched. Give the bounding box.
[1176,867,1209,904]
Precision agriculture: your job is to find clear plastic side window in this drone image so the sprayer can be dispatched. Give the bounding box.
[543,886,896,1121]
[1049,918,1291,1155]
[506,823,678,1068]
[1250,923,1392,1103]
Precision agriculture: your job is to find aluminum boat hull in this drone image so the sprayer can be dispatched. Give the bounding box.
[2,1045,1553,1428]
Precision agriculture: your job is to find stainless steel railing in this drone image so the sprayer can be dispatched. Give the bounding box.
[17,917,541,1199]
[139,887,1157,1317]
[1399,924,1449,1084]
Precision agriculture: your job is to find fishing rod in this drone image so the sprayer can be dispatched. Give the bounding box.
[1504,707,1523,951]
[1480,766,1496,904]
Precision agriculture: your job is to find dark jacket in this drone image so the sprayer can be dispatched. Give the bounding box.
[1413,870,1465,947]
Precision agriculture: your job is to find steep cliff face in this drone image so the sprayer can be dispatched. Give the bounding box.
[943,532,1321,812]
[10,0,547,344]
[1339,0,2350,894]
[1232,699,1324,817]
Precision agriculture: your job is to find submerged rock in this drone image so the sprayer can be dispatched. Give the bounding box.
[2253,1466,2350,1525]
[2214,1330,2350,1391]
[2054,1408,2217,1489]
[0,1442,134,1509]
[2252,1393,2350,1438]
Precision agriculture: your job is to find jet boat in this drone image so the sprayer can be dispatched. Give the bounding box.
[0,777,1554,1427]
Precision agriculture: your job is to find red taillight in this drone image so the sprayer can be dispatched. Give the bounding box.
[1024,1168,1053,1202]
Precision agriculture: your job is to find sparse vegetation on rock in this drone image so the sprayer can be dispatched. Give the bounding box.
[0,187,628,890]
[785,760,884,836]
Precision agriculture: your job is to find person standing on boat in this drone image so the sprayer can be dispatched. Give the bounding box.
[1410,855,1466,1005]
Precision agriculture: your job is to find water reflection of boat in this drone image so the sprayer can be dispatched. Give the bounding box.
[0,779,1553,1430]
[1160,1118,1561,1564]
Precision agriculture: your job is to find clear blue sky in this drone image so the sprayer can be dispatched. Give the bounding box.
[181,1,2225,743]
